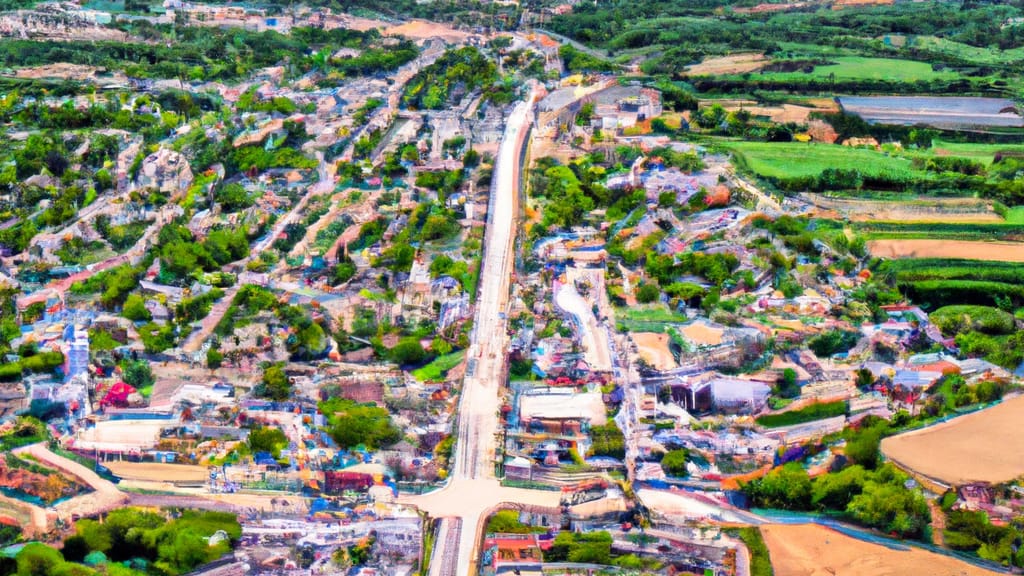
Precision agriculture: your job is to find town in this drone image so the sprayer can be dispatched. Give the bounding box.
[0,0,1023,575]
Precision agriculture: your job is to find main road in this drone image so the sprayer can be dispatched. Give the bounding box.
[400,88,563,576]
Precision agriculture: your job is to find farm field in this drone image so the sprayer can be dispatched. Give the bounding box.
[881,394,1024,486]
[727,141,919,180]
[105,462,211,483]
[802,195,1004,223]
[912,35,1024,66]
[931,139,1024,164]
[753,57,959,82]
[760,523,1001,576]
[687,53,769,75]
[867,239,1024,262]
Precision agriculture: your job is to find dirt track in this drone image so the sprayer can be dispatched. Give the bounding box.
[868,239,1024,262]
[881,395,1024,485]
[761,524,999,576]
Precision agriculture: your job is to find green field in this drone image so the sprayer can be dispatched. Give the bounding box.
[912,36,1024,66]
[749,57,959,82]
[411,350,465,383]
[929,140,1024,165]
[726,141,919,180]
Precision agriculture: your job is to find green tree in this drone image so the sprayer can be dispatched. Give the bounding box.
[121,360,154,390]
[258,364,290,401]
[16,543,64,576]
[320,398,401,449]
[661,449,689,477]
[636,283,660,304]
[121,293,151,322]
[247,426,287,457]
[390,337,428,365]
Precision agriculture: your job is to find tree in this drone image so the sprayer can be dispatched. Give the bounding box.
[390,337,428,366]
[320,398,400,449]
[121,360,154,390]
[248,426,287,457]
[258,364,290,401]
[215,183,255,212]
[16,543,64,576]
[742,463,812,510]
[661,449,689,477]
[845,422,887,469]
[636,283,660,304]
[206,347,223,369]
[773,368,799,399]
[121,294,151,322]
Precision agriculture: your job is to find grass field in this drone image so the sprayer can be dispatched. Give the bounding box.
[882,394,1024,485]
[411,351,465,383]
[931,139,1024,165]
[751,57,960,82]
[913,36,1024,66]
[727,141,919,180]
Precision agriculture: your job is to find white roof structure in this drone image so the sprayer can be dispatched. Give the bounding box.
[520,389,607,426]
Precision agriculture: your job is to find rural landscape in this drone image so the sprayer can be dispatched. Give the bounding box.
[0,0,1022,575]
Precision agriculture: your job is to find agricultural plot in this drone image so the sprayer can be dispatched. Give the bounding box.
[931,139,1024,165]
[727,141,919,180]
[912,36,1024,67]
[881,395,1024,485]
[760,524,1000,576]
[867,240,1024,263]
[753,57,960,82]
[874,257,1024,308]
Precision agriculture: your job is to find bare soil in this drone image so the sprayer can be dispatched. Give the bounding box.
[760,523,999,576]
[881,394,1024,485]
[105,462,211,483]
[686,53,768,76]
[867,239,1024,262]
[632,332,677,370]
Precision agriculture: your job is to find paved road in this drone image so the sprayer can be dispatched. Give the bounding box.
[400,90,564,576]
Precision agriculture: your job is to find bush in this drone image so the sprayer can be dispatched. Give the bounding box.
[636,283,660,303]
[661,449,689,477]
[930,305,1015,336]
[756,401,847,428]
[121,293,151,322]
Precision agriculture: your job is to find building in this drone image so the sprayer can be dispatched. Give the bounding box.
[64,324,89,382]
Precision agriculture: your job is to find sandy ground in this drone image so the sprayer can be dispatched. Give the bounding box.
[868,239,1024,262]
[105,462,211,483]
[384,20,470,43]
[802,195,1003,223]
[881,395,1024,485]
[687,53,768,76]
[761,524,996,576]
[632,332,677,370]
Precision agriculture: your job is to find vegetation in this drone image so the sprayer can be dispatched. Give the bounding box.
[755,401,847,428]
[319,397,401,450]
[731,528,774,576]
[743,462,929,538]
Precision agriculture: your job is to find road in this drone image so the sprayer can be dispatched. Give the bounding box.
[180,152,335,353]
[399,90,566,576]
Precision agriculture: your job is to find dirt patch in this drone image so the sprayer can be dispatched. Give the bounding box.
[867,239,1024,261]
[105,462,211,483]
[384,20,470,43]
[881,395,1024,485]
[632,332,677,370]
[13,63,102,81]
[687,53,768,76]
[760,523,997,576]
[803,195,1005,223]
